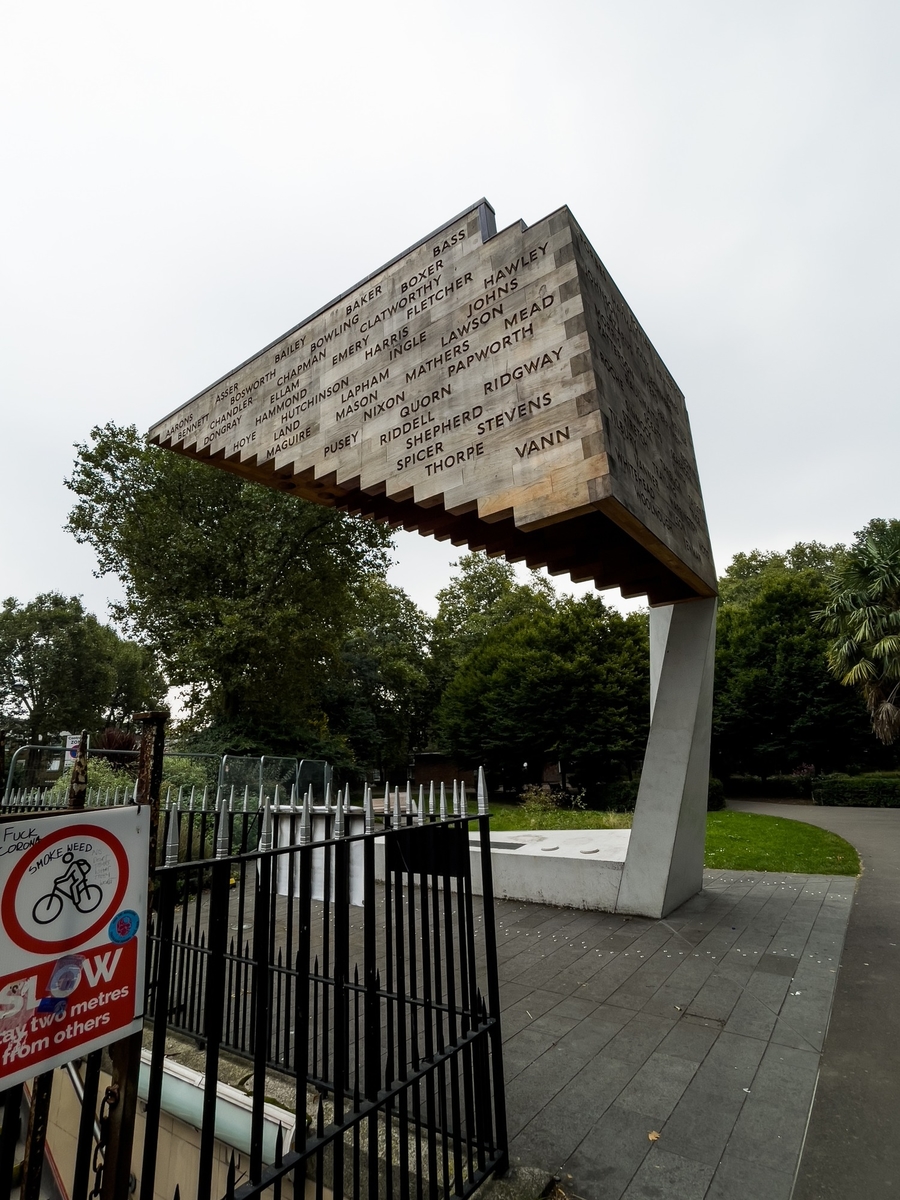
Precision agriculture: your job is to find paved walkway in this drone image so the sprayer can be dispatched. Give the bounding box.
[498,862,853,1199]
[732,802,900,1200]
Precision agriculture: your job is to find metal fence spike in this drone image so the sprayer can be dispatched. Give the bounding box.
[259,795,273,852]
[334,785,345,837]
[165,808,179,866]
[216,787,230,858]
[393,785,401,823]
[440,780,447,821]
[477,765,489,815]
[324,780,332,813]
[300,786,312,845]
[364,785,375,835]
[429,780,436,817]
[417,784,425,825]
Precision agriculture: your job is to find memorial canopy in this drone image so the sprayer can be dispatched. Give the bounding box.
[149,201,715,605]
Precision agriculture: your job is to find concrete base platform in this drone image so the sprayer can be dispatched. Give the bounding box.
[469,830,631,912]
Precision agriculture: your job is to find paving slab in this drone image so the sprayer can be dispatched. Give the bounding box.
[731,802,900,1200]
[497,863,854,1199]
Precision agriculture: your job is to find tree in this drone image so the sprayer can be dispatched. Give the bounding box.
[816,519,900,745]
[324,580,432,779]
[430,552,554,690]
[713,544,874,776]
[0,592,165,742]
[65,423,395,758]
[437,593,649,794]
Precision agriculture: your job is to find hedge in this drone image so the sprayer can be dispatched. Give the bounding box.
[597,776,725,812]
[725,775,812,800]
[812,774,900,807]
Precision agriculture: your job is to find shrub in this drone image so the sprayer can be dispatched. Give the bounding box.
[86,757,137,797]
[591,776,725,813]
[160,756,216,799]
[725,774,811,800]
[519,784,558,820]
[707,776,726,811]
[519,784,590,814]
[597,779,641,812]
[812,773,900,807]
[92,727,139,768]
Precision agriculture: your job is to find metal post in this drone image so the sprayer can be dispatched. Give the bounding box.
[99,1033,142,1200]
[139,870,176,1200]
[475,767,509,1172]
[20,1070,54,1200]
[99,710,166,1200]
[67,730,88,809]
[196,859,230,1200]
[134,710,167,876]
[71,1051,102,1200]
[0,1084,23,1200]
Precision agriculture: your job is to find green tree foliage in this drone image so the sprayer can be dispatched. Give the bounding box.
[713,544,874,776]
[65,423,395,759]
[325,580,432,779]
[437,592,649,795]
[816,519,900,744]
[0,592,165,741]
[430,552,554,689]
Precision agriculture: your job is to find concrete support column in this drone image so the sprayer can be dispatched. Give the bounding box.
[616,597,717,918]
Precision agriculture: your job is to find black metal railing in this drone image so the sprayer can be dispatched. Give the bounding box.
[141,786,507,1199]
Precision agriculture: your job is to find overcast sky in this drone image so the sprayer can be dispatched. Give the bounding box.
[3,0,897,622]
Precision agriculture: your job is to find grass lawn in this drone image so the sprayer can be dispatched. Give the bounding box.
[478,802,860,876]
[476,801,632,832]
[704,810,859,875]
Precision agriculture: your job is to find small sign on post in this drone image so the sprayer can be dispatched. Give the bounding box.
[63,734,83,770]
[0,806,149,1091]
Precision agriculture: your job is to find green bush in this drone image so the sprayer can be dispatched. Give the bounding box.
[592,776,724,813]
[160,756,216,799]
[725,774,811,800]
[86,757,136,797]
[597,779,640,812]
[707,776,726,811]
[812,773,900,807]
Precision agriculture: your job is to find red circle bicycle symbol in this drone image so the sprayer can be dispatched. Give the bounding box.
[1,824,129,954]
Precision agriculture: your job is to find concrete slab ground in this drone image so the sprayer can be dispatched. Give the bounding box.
[498,865,854,1199]
[731,802,900,1200]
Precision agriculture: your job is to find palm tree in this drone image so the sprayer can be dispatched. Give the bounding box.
[816,520,900,744]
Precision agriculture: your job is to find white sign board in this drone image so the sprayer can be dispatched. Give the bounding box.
[0,806,149,1089]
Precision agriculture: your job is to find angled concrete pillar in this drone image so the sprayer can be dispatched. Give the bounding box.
[616,597,717,918]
